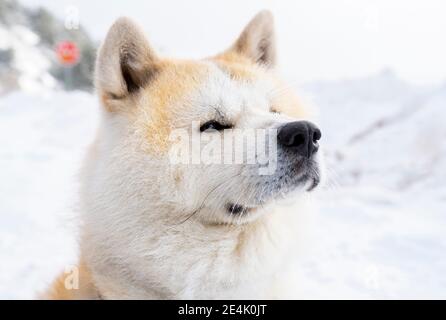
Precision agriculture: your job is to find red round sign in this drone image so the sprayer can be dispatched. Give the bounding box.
[56,41,80,66]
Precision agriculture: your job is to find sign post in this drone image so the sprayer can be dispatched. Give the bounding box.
[56,41,80,89]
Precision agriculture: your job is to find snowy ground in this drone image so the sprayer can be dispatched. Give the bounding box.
[299,72,446,299]
[0,72,445,299]
[0,90,98,299]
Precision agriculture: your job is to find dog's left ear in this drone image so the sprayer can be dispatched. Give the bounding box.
[224,10,276,67]
[95,17,160,105]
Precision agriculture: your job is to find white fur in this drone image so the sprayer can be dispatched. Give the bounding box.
[75,12,323,299]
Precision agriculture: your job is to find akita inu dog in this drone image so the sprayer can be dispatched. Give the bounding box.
[44,10,323,299]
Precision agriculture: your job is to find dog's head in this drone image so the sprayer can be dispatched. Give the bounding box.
[91,11,323,226]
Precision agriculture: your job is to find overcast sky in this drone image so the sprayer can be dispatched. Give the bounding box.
[21,0,446,85]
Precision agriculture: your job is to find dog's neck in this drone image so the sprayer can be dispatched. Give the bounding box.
[77,198,310,299]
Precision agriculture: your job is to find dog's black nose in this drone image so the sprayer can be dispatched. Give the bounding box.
[277,121,321,158]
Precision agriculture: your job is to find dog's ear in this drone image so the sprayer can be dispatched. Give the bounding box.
[226,10,276,67]
[95,17,160,104]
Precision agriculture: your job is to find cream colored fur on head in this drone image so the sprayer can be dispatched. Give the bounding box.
[44,10,322,299]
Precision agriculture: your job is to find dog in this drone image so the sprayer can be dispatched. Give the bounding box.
[43,10,323,299]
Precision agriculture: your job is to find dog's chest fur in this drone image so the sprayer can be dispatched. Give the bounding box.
[80,199,309,299]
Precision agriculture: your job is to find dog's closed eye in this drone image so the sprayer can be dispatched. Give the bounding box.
[200,120,233,132]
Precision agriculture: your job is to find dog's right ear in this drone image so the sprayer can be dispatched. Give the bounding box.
[95,17,159,107]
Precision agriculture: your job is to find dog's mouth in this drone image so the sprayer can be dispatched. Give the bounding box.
[226,203,259,215]
[225,163,321,216]
[225,177,320,216]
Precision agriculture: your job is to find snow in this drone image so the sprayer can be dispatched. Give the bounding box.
[0,90,98,299]
[0,71,445,299]
[297,72,446,299]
